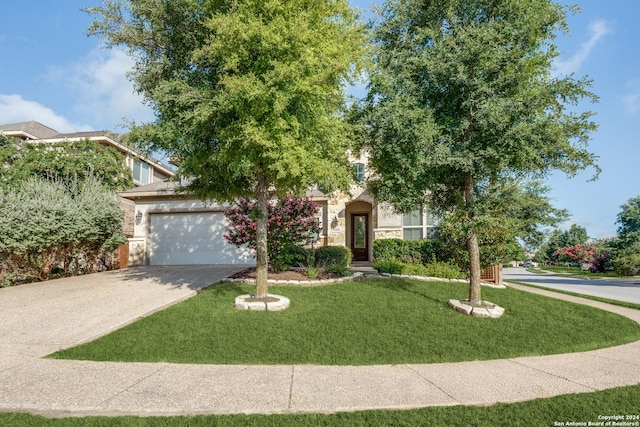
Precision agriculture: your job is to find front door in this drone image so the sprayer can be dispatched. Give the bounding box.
[351,214,369,262]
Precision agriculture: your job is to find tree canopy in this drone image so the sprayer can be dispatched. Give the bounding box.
[439,178,568,267]
[614,196,640,273]
[362,0,599,305]
[87,0,367,297]
[617,196,640,241]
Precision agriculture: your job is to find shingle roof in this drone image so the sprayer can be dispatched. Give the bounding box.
[0,121,60,139]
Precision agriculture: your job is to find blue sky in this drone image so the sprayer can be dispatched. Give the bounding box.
[0,1,637,240]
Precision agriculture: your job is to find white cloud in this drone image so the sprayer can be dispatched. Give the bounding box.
[48,47,155,129]
[623,81,640,114]
[0,94,93,133]
[554,19,612,76]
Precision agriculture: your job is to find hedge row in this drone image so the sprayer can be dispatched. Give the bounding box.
[373,238,464,266]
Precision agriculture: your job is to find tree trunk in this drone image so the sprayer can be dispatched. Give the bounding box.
[464,174,482,305]
[255,174,269,299]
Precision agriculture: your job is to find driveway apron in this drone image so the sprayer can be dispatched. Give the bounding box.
[0,265,245,359]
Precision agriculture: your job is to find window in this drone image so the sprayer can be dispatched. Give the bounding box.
[133,159,150,184]
[402,208,439,240]
[354,163,365,182]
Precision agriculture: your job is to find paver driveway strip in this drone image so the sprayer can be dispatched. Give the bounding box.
[0,273,639,417]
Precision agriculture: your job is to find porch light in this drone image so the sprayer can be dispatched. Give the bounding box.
[135,210,143,225]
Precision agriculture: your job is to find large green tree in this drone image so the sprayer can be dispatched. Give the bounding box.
[617,196,640,243]
[363,0,598,306]
[87,0,366,298]
[614,196,640,274]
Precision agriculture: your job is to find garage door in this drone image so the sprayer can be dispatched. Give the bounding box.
[149,212,254,265]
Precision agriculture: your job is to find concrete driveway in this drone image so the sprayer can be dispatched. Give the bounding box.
[0,265,246,360]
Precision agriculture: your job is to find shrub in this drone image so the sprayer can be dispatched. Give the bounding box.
[0,176,126,285]
[372,258,405,275]
[373,239,422,264]
[314,246,352,270]
[422,261,465,279]
[372,258,464,279]
[270,245,311,273]
[589,252,612,273]
[373,238,464,267]
[327,263,350,277]
[614,254,640,277]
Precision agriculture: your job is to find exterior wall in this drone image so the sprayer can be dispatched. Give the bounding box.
[153,167,169,182]
[120,197,135,238]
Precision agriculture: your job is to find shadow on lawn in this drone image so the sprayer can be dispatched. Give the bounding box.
[374,278,454,306]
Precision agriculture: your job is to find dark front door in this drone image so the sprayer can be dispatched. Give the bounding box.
[351,214,369,262]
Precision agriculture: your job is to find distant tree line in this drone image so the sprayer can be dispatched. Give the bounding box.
[534,197,640,276]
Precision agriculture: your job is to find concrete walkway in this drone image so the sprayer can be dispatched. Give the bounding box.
[1,269,640,417]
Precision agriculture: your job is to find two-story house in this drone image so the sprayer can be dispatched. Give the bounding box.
[119,151,438,266]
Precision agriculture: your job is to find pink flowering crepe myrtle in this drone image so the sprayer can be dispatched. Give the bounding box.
[224,196,320,263]
[552,243,596,265]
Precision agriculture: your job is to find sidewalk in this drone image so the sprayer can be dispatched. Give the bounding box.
[0,274,639,417]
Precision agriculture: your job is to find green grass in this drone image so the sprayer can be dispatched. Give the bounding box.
[49,278,640,365]
[2,383,640,426]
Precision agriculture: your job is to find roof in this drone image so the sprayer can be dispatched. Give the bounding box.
[121,180,185,199]
[0,121,60,139]
[121,180,330,201]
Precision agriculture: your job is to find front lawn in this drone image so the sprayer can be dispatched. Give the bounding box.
[49,278,640,365]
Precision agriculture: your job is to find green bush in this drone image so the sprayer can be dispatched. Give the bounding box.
[373,238,463,267]
[0,176,126,285]
[372,258,405,275]
[422,261,465,279]
[314,246,352,270]
[614,254,640,276]
[373,258,464,279]
[271,245,310,272]
[373,239,422,264]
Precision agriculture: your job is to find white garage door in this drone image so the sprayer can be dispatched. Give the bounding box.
[150,212,254,265]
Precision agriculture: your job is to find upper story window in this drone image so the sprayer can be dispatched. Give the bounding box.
[133,159,150,185]
[402,208,439,240]
[354,163,365,182]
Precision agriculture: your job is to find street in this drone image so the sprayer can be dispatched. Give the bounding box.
[503,267,640,304]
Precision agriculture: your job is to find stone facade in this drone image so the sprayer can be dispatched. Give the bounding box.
[316,151,404,261]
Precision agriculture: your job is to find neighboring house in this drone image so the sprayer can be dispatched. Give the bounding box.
[0,121,174,187]
[0,120,175,238]
[120,151,439,266]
